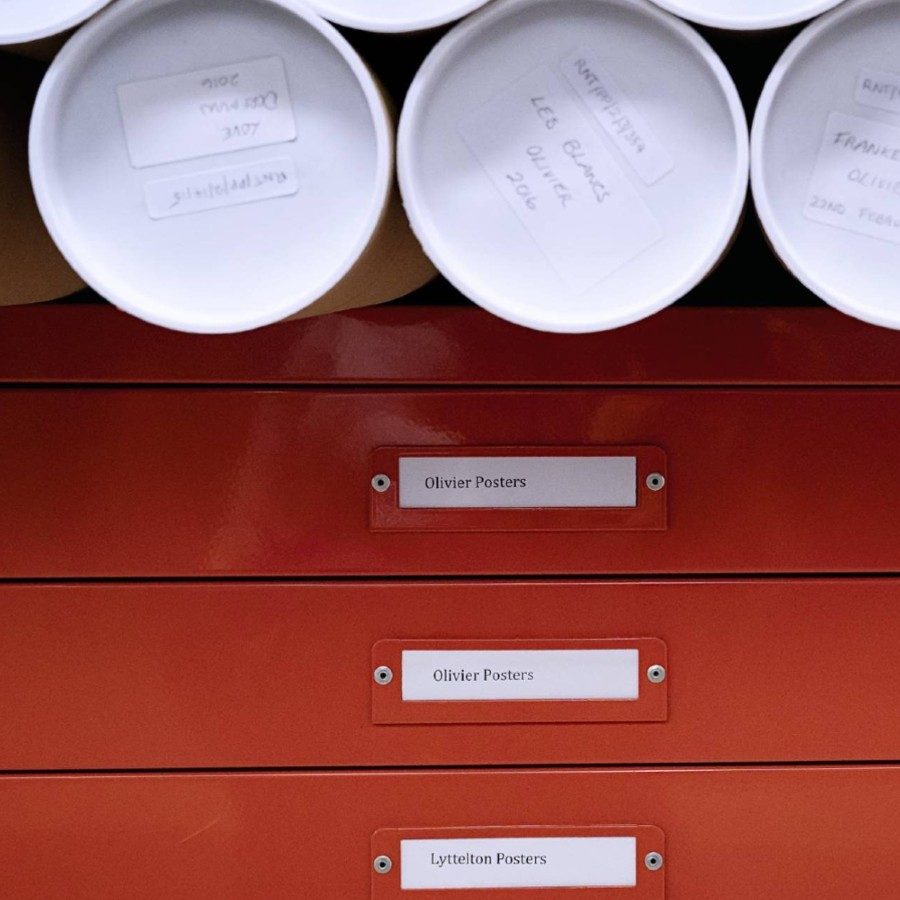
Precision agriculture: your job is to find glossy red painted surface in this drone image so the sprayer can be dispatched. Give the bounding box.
[0,389,897,576]
[0,767,897,898]
[0,305,899,385]
[1,580,896,770]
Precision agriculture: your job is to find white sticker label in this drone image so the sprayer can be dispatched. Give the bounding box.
[401,837,637,890]
[398,456,637,509]
[459,66,663,294]
[144,157,299,219]
[560,49,675,185]
[805,111,900,245]
[855,68,900,115]
[401,649,639,702]
[117,57,297,169]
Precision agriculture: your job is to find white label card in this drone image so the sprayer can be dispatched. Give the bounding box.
[398,456,637,509]
[805,111,900,245]
[459,65,663,294]
[560,48,675,185]
[855,68,900,115]
[117,56,297,169]
[401,649,640,702]
[401,837,637,890]
[144,157,299,219]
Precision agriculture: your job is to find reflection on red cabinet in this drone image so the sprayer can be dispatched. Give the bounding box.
[1,306,899,386]
[1,580,897,770]
[1,307,898,900]
[0,767,897,899]
[0,390,899,576]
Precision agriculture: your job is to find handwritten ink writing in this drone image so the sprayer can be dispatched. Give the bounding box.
[832,129,900,163]
[201,73,239,90]
[505,172,538,210]
[526,146,574,207]
[561,49,674,185]
[222,122,261,141]
[805,111,900,246]
[458,64,663,293]
[569,58,646,155]
[200,92,279,116]
[848,167,900,196]
[168,166,290,210]
[563,140,611,203]
[117,57,296,168]
[530,96,559,130]
[143,157,300,220]
[855,69,900,114]
[861,77,900,104]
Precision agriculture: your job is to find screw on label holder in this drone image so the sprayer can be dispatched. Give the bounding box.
[646,472,666,492]
[372,474,392,493]
[644,852,664,871]
[373,855,393,875]
[373,666,394,686]
[647,664,667,684]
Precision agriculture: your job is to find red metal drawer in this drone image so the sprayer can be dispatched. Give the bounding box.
[1,306,900,386]
[0,766,896,898]
[2,579,897,770]
[0,389,898,577]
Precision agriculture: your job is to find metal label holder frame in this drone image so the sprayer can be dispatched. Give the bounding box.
[371,825,667,899]
[372,639,668,726]
[370,446,668,533]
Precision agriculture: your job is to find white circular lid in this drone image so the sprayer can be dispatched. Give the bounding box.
[0,0,111,44]
[398,0,749,333]
[30,0,392,333]
[752,0,900,330]
[649,1,846,31]
[306,0,491,32]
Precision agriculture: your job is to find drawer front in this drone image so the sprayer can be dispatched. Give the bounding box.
[1,307,899,387]
[0,389,898,577]
[0,767,896,898]
[2,580,896,770]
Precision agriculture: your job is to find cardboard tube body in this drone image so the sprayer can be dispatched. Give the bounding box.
[649,0,846,30]
[398,0,749,334]
[307,0,491,32]
[0,56,84,307]
[4,34,71,63]
[752,0,900,330]
[29,0,434,334]
[295,178,437,318]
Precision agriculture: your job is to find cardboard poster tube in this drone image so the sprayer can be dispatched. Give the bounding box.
[649,0,846,31]
[0,55,84,307]
[307,0,491,33]
[29,0,435,333]
[398,0,749,333]
[0,1,111,55]
[752,0,900,330]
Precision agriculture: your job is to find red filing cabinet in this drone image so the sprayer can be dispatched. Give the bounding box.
[0,388,898,576]
[0,307,898,579]
[1,579,898,771]
[0,306,898,898]
[1,767,898,898]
